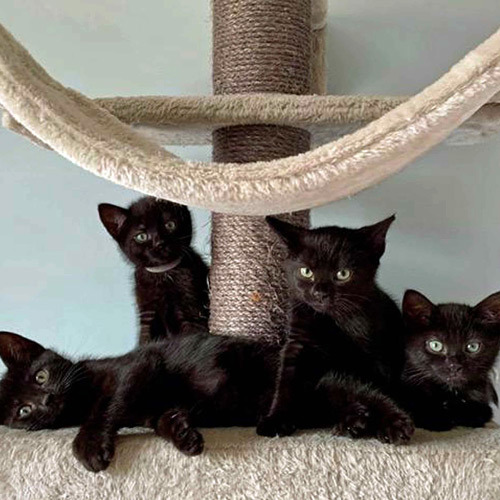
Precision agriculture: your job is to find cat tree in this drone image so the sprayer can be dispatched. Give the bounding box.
[1,1,500,498]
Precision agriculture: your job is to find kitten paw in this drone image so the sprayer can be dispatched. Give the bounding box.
[157,409,204,456]
[334,402,371,438]
[377,410,415,445]
[72,430,115,473]
[256,415,296,438]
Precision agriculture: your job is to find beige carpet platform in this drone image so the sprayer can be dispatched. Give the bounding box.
[1,425,499,500]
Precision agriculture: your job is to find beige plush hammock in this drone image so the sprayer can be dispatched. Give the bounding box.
[1,19,500,215]
[1,1,500,498]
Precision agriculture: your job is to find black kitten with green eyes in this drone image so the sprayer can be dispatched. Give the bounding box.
[98,197,209,344]
[396,290,500,431]
[0,331,412,473]
[257,215,413,441]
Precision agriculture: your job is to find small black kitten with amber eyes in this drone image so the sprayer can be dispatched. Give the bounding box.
[257,215,412,441]
[98,197,209,344]
[396,290,500,431]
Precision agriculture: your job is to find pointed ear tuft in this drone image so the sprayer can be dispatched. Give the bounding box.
[474,292,500,325]
[359,214,396,258]
[98,203,129,241]
[266,217,306,251]
[0,332,45,369]
[403,290,435,328]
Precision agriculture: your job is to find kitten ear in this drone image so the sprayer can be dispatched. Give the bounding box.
[474,292,500,325]
[98,203,129,240]
[359,214,396,258]
[266,217,306,251]
[403,290,435,327]
[0,332,45,369]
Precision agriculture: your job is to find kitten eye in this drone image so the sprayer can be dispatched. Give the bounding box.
[165,221,176,232]
[35,369,49,385]
[465,341,481,354]
[134,232,149,243]
[335,269,352,282]
[427,339,444,353]
[18,405,32,419]
[299,267,314,280]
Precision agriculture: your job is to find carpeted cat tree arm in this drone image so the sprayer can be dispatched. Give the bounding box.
[1,426,499,500]
[3,95,500,149]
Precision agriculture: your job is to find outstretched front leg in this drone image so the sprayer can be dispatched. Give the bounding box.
[72,396,118,473]
[155,408,204,456]
[316,372,415,445]
[257,333,326,438]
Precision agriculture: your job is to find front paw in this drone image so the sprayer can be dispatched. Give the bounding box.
[72,430,115,473]
[157,409,204,456]
[334,402,371,438]
[376,409,415,445]
[256,414,296,438]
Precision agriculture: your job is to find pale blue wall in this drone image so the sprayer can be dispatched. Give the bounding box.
[1,1,499,416]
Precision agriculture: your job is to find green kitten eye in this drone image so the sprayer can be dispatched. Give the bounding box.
[427,339,444,353]
[165,221,176,232]
[134,232,148,243]
[35,369,49,385]
[299,267,314,280]
[465,341,481,354]
[335,269,352,282]
[18,405,32,419]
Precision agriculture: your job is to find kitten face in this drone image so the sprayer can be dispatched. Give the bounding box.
[267,216,395,315]
[402,290,500,389]
[98,197,193,269]
[0,332,75,430]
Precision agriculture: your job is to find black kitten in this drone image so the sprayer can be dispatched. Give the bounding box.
[0,331,414,472]
[98,197,209,343]
[396,290,500,431]
[257,215,410,440]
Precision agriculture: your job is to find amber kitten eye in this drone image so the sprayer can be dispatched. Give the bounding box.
[35,369,49,385]
[299,267,314,280]
[335,269,352,282]
[465,341,481,354]
[18,405,32,419]
[134,232,149,243]
[427,339,444,353]
[165,221,177,232]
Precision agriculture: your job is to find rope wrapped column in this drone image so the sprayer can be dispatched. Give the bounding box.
[210,0,312,342]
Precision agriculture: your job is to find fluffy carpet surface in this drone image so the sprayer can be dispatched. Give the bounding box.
[1,425,499,500]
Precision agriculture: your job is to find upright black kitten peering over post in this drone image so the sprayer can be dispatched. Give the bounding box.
[257,215,412,439]
[397,289,500,431]
[98,197,209,343]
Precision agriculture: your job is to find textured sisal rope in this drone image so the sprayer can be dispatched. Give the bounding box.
[210,0,312,342]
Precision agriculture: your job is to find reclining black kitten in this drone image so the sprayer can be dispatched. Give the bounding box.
[98,197,209,343]
[0,331,413,473]
[257,215,411,440]
[396,289,500,431]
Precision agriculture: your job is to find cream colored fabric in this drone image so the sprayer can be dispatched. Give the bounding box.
[3,96,500,148]
[0,426,499,499]
[0,23,500,214]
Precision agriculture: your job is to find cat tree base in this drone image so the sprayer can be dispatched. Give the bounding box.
[1,426,499,499]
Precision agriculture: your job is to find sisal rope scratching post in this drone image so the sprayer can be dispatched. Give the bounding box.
[209,0,312,342]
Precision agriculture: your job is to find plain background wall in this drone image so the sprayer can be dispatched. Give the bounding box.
[0,0,499,417]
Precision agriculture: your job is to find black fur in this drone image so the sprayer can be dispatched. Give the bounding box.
[257,216,412,441]
[0,331,414,472]
[396,290,500,431]
[98,197,209,343]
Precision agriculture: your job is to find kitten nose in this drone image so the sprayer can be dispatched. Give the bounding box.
[42,394,53,406]
[448,364,463,375]
[312,288,328,302]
